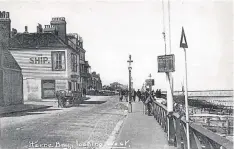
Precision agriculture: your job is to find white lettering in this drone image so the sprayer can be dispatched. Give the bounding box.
[55,142,61,147]
[125,140,130,145]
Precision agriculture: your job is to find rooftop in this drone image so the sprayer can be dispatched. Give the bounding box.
[9,32,67,49]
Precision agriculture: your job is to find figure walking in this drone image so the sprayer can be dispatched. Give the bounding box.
[137,89,141,102]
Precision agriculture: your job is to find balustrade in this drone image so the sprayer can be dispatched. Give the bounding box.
[152,100,233,149]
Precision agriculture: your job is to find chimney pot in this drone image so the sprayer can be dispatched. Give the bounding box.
[6,12,9,18]
[37,23,43,33]
[25,26,28,33]
[2,11,5,18]
[11,28,17,37]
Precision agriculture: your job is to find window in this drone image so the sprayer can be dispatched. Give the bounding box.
[71,53,77,72]
[80,52,85,61]
[68,82,72,90]
[76,83,80,90]
[68,81,79,92]
[51,51,66,71]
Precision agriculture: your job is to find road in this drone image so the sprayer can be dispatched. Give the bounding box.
[0,96,127,149]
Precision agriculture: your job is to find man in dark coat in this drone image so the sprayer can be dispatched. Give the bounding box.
[133,90,137,102]
[137,89,141,102]
[83,88,86,97]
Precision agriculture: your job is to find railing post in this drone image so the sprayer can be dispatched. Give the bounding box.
[181,123,188,149]
[167,112,176,145]
[226,118,230,135]
[175,115,182,149]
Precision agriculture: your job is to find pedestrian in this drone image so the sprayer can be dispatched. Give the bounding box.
[158,89,162,98]
[124,90,128,102]
[119,90,123,102]
[137,89,141,102]
[83,88,86,97]
[122,90,126,101]
[145,92,153,116]
[156,89,159,98]
[145,88,150,101]
[133,90,137,102]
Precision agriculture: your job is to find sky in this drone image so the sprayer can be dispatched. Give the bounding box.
[0,0,233,91]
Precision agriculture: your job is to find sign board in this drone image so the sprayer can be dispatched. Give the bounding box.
[180,27,188,48]
[145,79,154,86]
[157,54,175,72]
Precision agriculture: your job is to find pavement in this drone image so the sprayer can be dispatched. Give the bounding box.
[0,96,91,116]
[114,101,176,149]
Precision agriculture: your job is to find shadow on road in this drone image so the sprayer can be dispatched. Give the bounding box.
[0,108,62,118]
[74,104,90,107]
[1,112,46,117]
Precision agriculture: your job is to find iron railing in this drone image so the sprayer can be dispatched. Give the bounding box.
[152,100,233,149]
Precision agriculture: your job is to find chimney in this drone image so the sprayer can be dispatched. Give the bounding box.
[11,28,17,37]
[80,36,83,48]
[43,24,57,35]
[37,23,43,33]
[50,17,67,43]
[0,11,11,47]
[24,26,28,33]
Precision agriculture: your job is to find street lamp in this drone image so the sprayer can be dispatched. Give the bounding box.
[149,73,152,92]
[127,55,133,113]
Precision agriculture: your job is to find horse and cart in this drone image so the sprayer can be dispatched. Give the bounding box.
[55,90,82,108]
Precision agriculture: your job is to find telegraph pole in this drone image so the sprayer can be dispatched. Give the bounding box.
[180,26,190,149]
[184,47,190,149]
[127,55,133,113]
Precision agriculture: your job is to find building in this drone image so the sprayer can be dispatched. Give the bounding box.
[88,72,102,90]
[0,11,23,106]
[9,17,81,100]
[67,33,91,96]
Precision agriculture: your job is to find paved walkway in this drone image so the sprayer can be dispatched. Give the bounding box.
[114,101,175,149]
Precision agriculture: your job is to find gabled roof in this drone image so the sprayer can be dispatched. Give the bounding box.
[9,32,68,49]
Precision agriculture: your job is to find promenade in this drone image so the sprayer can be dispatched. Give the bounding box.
[115,101,175,149]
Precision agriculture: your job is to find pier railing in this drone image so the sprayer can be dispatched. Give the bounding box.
[152,100,233,149]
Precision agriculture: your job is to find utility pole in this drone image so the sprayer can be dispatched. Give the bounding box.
[127,55,133,113]
[184,47,190,149]
[180,26,190,149]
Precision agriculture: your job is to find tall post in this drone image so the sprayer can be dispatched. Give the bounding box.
[163,0,174,144]
[127,55,133,113]
[184,48,190,149]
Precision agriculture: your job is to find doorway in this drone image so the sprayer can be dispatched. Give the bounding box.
[41,80,55,99]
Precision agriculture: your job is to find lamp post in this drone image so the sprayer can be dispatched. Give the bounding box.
[127,55,133,113]
[149,73,152,92]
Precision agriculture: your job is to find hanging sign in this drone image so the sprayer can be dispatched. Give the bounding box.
[157,54,175,72]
